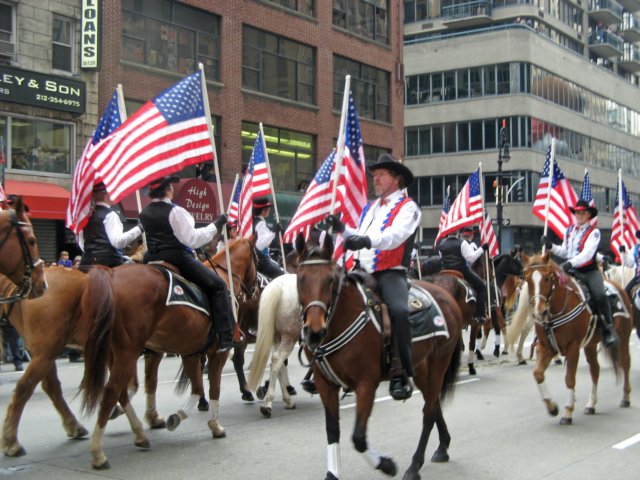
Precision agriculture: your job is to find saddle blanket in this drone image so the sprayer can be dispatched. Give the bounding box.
[155,267,210,316]
[408,283,449,342]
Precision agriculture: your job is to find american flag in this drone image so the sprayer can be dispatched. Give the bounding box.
[238,129,272,237]
[283,150,338,243]
[66,88,125,234]
[480,211,499,258]
[532,144,577,239]
[227,179,243,224]
[580,169,597,226]
[439,168,482,237]
[434,185,451,247]
[611,179,640,256]
[333,91,368,264]
[87,72,214,204]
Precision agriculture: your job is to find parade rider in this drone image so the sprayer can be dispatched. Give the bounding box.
[79,182,142,267]
[618,229,640,301]
[139,175,235,353]
[253,196,285,279]
[541,199,619,348]
[327,154,421,401]
[437,226,489,323]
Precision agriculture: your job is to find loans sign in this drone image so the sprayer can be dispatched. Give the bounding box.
[81,0,100,70]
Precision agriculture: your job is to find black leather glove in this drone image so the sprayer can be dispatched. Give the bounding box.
[481,243,489,251]
[272,223,282,234]
[561,261,572,273]
[325,214,345,234]
[619,245,626,253]
[213,213,228,232]
[344,235,371,251]
[541,235,553,250]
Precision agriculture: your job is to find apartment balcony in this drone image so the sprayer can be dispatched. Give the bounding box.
[441,0,493,29]
[620,13,640,44]
[616,0,640,13]
[619,44,640,72]
[589,30,624,57]
[588,0,623,25]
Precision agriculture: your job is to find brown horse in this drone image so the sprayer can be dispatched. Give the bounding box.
[508,252,632,424]
[294,234,463,480]
[80,236,258,469]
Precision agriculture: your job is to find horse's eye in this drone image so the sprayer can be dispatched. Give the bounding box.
[28,239,36,247]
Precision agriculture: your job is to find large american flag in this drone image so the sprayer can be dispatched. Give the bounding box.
[480,211,499,258]
[227,179,243,224]
[87,72,214,204]
[611,179,640,256]
[581,169,597,226]
[238,129,272,237]
[283,150,337,243]
[434,185,451,246]
[439,168,482,237]
[532,144,577,239]
[66,88,125,234]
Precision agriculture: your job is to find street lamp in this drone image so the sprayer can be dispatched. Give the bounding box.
[497,119,510,250]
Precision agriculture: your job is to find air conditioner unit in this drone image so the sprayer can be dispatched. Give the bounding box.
[0,40,14,59]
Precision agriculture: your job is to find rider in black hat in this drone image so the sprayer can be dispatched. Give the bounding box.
[139,175,234,352]
[541,199,619,348]
[253,196,284,279]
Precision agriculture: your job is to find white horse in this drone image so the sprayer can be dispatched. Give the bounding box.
[606,264,640,338]
[247,273,301,417]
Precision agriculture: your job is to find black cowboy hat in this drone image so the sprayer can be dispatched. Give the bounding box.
[93,181,107,192]
[253,196,273,209]
[367,154,414,187]
[461,225,475,233]
[636,229,640,239]
[569,199,597,218]
[5,194,29,212]
[147,175,180,194]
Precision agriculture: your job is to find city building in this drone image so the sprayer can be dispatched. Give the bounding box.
[403,0,640,254]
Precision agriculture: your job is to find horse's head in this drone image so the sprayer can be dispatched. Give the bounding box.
[294,232,339,350]
[495,248,524,278]
[225,235,258,291]
[522,251,560,321]
[0,197,46,300]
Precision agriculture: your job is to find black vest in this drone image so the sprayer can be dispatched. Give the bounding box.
[437,236,466,270]
[140,202,185,254]
[82,205,123,265]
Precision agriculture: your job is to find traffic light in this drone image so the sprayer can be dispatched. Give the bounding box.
[499,119,510,160]
[516,185,524,202]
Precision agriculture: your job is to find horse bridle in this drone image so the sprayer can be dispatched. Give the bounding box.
[525,264,570,318]
[0,210,43,304]
[298,258,345,333]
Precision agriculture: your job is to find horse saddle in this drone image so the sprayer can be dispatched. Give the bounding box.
[151,265,210,316]
[408,281,450,341]
[571,277,628,318]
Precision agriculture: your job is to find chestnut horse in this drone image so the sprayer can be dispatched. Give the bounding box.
[80,236,257,469]
[508,252,632,424]
[294,234,463,480]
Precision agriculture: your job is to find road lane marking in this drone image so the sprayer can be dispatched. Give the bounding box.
[613,433,640,450]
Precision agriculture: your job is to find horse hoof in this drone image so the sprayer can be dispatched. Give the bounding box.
[256,386,267,400]
[108,405,125,421]
[431,449,449,463]
[584,407,596,415]
[559,417,572,425]
[475,350,484,361]
[554,359,563,365]
[135,439,150,449]
[620,400,631,408]
[212,430,226,439]
[402,471,421,480]
[376,456,397,476]
[260,406,272,418]
[468,363,476,376]
[198,398,209,412]
[242,391,255,402]
[285,402,296,410]
[166,414,181,432]
[501,351,509,356]
[286,385,297,396]
[549,405,559,417]
[92,460,111,470]
[73,426,89,439]
[150,418,166,429]
[493,347,500,358]
[325,472,339,480]
[517,360,527,366]
[4,445,26,457]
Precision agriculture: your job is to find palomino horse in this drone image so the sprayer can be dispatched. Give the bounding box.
[605,264,640,339]
[507,252,632,424]
[81,236,258,469]
[295,234,463,480]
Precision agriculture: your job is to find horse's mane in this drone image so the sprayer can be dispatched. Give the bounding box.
[526,253,557,269]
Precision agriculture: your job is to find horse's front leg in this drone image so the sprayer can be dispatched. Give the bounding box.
[206,349,230,438]
[40,362,89,439]
[532,342,557,417]
[315,372,342,480]
[143,351,166,429]
[583,344,599,415]
[352,381,396,477]
[559,344,579,425]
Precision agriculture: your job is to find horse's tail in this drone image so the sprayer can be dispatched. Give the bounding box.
[505,282,530,348]
[247,279,280,393]
[80,267,116,415]
[440,336,463,402]
[174,358,191,396]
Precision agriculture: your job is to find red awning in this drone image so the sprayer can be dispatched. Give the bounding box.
[5,179,71,220]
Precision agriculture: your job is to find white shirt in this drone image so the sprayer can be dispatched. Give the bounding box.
[154,198,219,249]
[344,189,422,272]
[79,201,142,251]
[551,223,601,268]
[461,239,484,265]
[255,216,275,251]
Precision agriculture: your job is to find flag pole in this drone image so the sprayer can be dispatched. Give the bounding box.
[619,168,627,286]
[228,173,240,214]
[329,75,351,216]
[259,122,286,271]
[198,63,238,326]
[478,162,491,320]
[541,139,556,255]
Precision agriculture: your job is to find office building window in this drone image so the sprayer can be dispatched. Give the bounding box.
[334,55,389,122]
[121,0,220,80]
[333,0,389,44]
[404,0,429,23]
[266,0,315,16]
[243,25,315,105]
[241,122,315,192]
[2,115,74,175]
[52,16,73,72]
[0,1,15,62]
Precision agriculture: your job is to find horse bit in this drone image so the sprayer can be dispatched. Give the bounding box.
[298,258,344,331]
